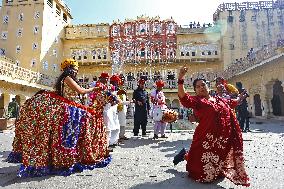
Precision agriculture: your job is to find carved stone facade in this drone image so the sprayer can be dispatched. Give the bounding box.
[229,54,284,118]
[0,0,284,118]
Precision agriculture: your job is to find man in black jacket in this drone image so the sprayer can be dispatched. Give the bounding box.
[132,79,150,136]
[236,82,250,132]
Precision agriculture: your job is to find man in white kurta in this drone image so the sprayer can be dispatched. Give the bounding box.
[103,102,120,146]
[117,87,130,140]
[98,72,120,147]
[106,74,123,146]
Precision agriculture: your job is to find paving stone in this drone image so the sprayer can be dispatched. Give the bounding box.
[0,118,283,189]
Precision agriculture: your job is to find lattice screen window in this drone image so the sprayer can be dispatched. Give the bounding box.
[34,11,40,19]
[92,50,96,59]
[31,59,36,67]
[17,28,23,37]
[1,31,8,40]
[34,26,39,34]
[32,43,38,50]
[53,64,57,72]
[3,15,9,24]
[0,48,6,56]
[53,49,57,57]
[15,60,20,66]
[18,13,24,21]
[16,45,21,53]
[43,61,48,70]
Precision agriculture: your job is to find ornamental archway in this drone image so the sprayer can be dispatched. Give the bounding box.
[271,80,284,116]
[254,94,262,116]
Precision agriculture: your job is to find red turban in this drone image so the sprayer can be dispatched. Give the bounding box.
[156,80,165,87]
[110,74,121,83]
[138,79,145,84]
[99,72,110,79]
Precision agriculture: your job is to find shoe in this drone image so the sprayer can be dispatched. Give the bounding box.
[108,147,114,153]
[142,132,147,137]
[173,148,186,166]
[160,134,168,138]
[120,136,129,140]
[134,133,138,136]
[152,134,158,139]
[246,129,251,132]
[109,144,117,148]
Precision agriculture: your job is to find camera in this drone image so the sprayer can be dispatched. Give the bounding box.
[241,88,249,98]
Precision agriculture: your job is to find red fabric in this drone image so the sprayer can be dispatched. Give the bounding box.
[12,91,108,169]
[179,94,250,187]
[95,81,107,91]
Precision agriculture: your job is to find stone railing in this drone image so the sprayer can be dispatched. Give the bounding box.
[213,1,284,20]
[177,26,220,34]
[221,40,284,79]
[0,58,56,88]
[65,24,110,39]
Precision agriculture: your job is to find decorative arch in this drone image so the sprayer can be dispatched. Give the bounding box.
[254,94,262,116]
[271,80,284,116]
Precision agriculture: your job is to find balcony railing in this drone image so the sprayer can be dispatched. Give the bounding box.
[221,39,284,79]
[213,1,284,20]
[0,57,56,88]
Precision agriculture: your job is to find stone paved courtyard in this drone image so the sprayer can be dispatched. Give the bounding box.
[0,118,284,189]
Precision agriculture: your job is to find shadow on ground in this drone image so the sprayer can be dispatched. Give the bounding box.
[0,151,11,162]
[0,164,57,188]
[129,169,226,189]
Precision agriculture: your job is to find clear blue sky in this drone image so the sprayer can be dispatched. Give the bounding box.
[0,0,260,25]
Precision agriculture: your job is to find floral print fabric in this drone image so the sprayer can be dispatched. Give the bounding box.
[8,91,110,177]
[180,94,250,186]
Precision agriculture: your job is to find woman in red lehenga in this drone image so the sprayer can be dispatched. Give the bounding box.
[7,59,111,177]
[174,66,250,187]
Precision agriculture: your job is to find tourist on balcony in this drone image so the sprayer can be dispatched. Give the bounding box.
[132,78,150,136]
[7,59,111,177]
[151,80,167,139]
[173,66,250,187]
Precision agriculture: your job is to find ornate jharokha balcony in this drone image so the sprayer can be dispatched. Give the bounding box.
[0,57,56,89]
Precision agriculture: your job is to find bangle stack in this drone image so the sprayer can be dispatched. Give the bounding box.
[177,79,184,85]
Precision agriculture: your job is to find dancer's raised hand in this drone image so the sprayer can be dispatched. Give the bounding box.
[178,65,188,79]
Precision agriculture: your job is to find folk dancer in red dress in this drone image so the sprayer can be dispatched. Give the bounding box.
[7,59,111,177]
[174,66,250,187]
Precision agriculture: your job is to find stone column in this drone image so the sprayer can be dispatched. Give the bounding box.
[264,97,273,118]
[17,95,27,106]
[264,82,274,118]
[0,93,11,117]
